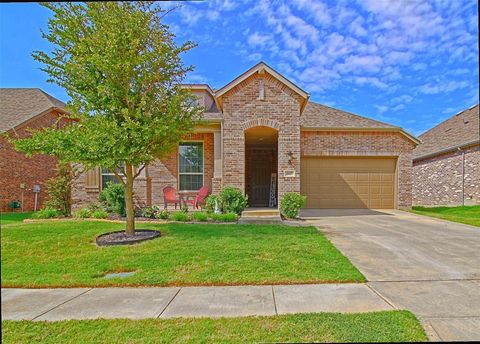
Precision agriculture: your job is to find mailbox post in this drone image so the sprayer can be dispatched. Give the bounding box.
[32,184,41,211]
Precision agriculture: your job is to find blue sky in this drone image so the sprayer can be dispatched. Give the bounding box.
[0,1,478,135]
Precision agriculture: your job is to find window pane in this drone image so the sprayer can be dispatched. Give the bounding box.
[179,142,203,173]
[102,175,118,189]
[179,174,203,191]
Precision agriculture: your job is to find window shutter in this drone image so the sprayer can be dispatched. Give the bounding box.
[85,167,100,192]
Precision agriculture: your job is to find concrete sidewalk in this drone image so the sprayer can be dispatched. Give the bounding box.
[2,283,394,321]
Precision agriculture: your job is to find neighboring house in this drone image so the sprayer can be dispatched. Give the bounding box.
[413,105,480,207]
[0,88,69,212]
[72,62,419,210]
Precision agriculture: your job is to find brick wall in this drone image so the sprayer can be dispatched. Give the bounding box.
[300,130,416,209]
[72,132,214,209]
[0,110,67,212]
[413,144,480,206]
[221,73,303,202]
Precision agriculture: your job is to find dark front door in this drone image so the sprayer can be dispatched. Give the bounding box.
[248,149,275,207]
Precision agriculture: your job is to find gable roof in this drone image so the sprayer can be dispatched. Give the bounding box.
[413,104,480,160]
[0,88,67,133]
[215,62,310,113]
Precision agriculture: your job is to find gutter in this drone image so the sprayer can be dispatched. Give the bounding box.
[413,139,480,162]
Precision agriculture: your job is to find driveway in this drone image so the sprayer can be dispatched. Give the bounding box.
[301,209,480,341]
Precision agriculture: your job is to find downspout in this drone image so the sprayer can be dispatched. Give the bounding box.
[458,147,465,206]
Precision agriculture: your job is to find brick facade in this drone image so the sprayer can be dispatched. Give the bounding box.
[413,144,480,206]
[0,110,66,212]
[301,131,416,209]
[221,73,303,201]
[72,132,214,209]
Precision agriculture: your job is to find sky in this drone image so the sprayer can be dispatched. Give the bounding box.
[0,1,478,136]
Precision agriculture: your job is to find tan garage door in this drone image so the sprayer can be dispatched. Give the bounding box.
[301,157,396,209]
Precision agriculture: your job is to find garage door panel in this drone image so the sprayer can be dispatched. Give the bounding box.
[301,157,396,209]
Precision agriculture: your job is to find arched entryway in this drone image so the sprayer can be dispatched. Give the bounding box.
[244,126,278,207]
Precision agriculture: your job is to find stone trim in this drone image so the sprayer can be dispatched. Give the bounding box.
[241,118,281,131]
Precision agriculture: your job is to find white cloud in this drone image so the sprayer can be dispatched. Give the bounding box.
[419,80,469,94]
[353,76,388,89]
[247,32,272,47]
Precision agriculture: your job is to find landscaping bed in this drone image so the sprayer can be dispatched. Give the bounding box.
[2,311,426,343]
[1,220,364,287]
[411,205,480,227]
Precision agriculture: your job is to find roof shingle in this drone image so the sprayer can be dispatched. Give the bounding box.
[0,88,66,133]
[413,104,479,159]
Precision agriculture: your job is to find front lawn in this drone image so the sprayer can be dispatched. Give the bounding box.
[0,212,33,226]
[2,311,426,343]
[1,221,364,287]
[411,205,480,227]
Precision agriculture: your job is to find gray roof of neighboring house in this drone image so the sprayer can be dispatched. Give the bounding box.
[0,88,66,133]
[301,101,396,129]
[413,104,480,159]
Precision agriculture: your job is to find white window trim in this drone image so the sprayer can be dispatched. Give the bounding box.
[178,140,204,192]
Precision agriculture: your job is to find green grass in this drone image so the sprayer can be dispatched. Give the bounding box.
[1,220,364,287]
[411,205,480,227]
[2,311,426,343]
[0,212,33,226]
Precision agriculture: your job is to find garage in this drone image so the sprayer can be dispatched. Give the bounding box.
[300,157,396,209]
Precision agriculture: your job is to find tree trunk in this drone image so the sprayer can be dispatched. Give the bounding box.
[125,163,135,236]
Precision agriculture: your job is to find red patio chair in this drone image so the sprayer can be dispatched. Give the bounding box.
[163,186,181,209]
[185,186,209,210]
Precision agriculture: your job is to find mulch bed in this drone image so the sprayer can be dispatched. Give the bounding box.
[96,229,161,246]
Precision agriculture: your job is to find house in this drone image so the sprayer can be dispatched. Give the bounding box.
[72,62,419,210]
[0,88,69,212]
[413,105,480,206]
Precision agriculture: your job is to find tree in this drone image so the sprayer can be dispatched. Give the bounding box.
[13,2,202,235]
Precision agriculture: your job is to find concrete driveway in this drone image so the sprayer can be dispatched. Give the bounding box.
[301,209,480,341]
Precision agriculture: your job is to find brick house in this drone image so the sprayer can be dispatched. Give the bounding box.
[73,62,419,210]
[413,105,480,206]
[0,88,69,212]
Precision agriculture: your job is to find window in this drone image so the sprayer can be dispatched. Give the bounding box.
[101,163,125,189]
[179,142,203,191]
[101,168,118,189]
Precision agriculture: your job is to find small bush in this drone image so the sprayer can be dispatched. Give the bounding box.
[33,207,59,219]
[171,211,190,222]
[7,200,21,210]
[220,187,248,215]
[44,163,74,217]
[205,195,222,213]
[156,209,170,220]
[141,205,160,218]
[91,210,108,219]
[192,211,208,222]
[86,203,104,212]
[280,192,306,219]
[210,212,238,222]
[99,181,125,216]
[73,208,92,218]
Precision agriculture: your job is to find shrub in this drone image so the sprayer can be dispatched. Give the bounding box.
[156,209,170,220]
[205,194,222,214]
[44,163,74,217]
[32,207,59,219]
[91,210,108,219]
[86,202,105,212]
[210,212,238,222]
[280,192,306,219]
[7,200,21,210]
[220,187,248,215]
[99,181,125,216]
[192,211,208,222]
[73,208,92,218]
[141,205,160,218]
[171,211,190,222]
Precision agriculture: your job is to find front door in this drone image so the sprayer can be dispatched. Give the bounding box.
[248,149,274,206]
